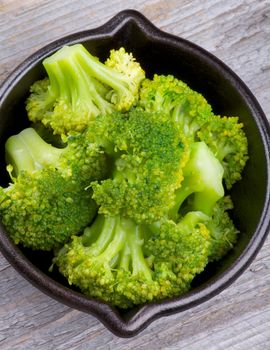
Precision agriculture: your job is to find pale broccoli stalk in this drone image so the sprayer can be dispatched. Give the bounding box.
[82,215,152,281]
[5,127,63,176]
[169,141,224,220]
[0,127,106,251]
[26,44,145,135]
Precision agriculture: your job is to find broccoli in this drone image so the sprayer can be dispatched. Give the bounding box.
[139,74,248,188]
[197,115,248,189]
[0,44,249,309]
[139,74,213,139]
[26,44,145,135]
[207,196,239,261]
[53,211,210,308]
[89,108,189,223]
[0,127,106,250]
[169,141,224,220]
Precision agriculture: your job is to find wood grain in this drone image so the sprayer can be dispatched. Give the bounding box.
[0,0,270,349]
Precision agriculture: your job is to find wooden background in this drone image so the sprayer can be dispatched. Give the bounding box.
[1,0,270,349]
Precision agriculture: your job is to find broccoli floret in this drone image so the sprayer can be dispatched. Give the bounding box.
[105,47,145,98]
[197,115,248,188]
[177,195,239,261]
[90,109,189,223]
[53,211,210,308]
[139,75,248,189]
[145,211,210,291]
[0,171,96,251]
[207,196,239,261]
[169,141,224,220]
[0,127,106,250]
[5,127,106,186]
[26,44,145,135]
[139,74,213,139]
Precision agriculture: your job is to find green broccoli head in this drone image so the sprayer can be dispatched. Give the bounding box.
[90,109,189,223]
[145,212,210,290]
[54,212,210,308]
[0,170,96,250]
[26,44,145,135]
[207,196,239,261]
[139,74,213,139]
[0,127,106,250]
[197,115,248,189]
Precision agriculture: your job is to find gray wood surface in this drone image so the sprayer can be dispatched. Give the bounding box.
[1,0,270,349]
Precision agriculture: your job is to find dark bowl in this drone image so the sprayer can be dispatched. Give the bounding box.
[0,9,270,337]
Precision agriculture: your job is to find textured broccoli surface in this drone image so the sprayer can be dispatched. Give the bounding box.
[207,196,239,261]
[139,74,213,139]
[90,108,189,223]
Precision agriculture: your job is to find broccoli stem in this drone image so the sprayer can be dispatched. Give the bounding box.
[124,219,152,280]
[82,214,152,279]
[44,44,131,109]
[169,184,194,220]
[95,217,126,266]
[169,142,224,219]
[177,211,210,233]
[76,45,132,100]
[215,142,234,161]
[82,215,125,267]
[82,215,117,255]
[118,243,131,271]
[44,51,103,117]
[5,128,63,175]
[5,135,36,175]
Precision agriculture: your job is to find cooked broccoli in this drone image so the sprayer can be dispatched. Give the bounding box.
[169,141,224,220]
[139,74,213,139]
[0,44,249,309]
[207,196,239,261]
[53,211,210,308]
[90,108,189,223]
[0,127,106,250]
[197,115,248,189]
[139,74,248,188]
[26,44,145,135]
